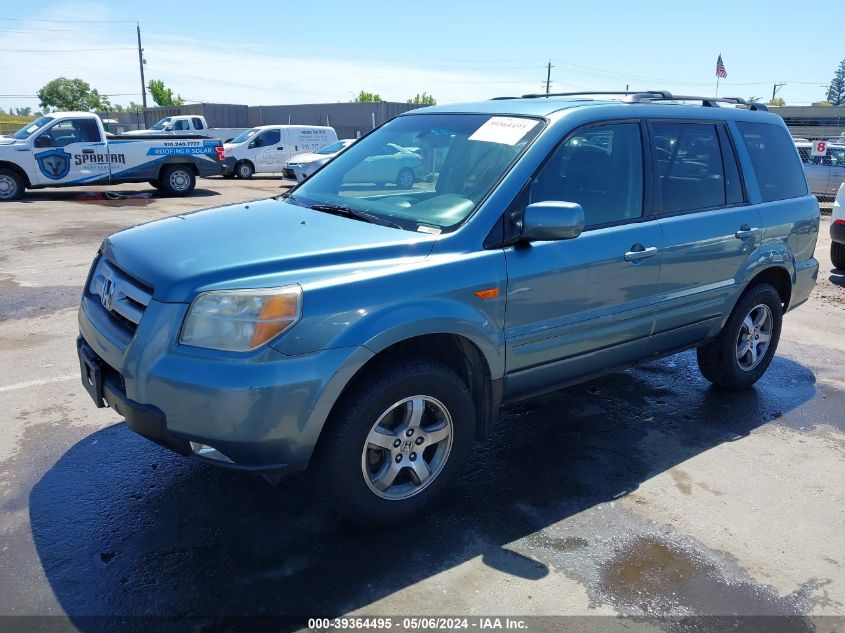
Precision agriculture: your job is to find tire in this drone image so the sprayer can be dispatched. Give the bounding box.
[0,168,25,201]
[396,167,414,189]
[832,241,845,270]
[158,165,196,197]
[222,173,236,179]
[235,161,254,179]
[317,357,475,525]
[697,282,783,390]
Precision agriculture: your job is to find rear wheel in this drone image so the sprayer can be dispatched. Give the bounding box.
[396,167,414,189]
[832,241,845,270]
[158,165,196,197]
[0,168,24,201]
[697,283,783,390]
[236,160,254,179]
[317,357,475,525]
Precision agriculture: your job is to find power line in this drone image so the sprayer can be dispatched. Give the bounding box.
[0,47,135,52]
[0,17,135,23]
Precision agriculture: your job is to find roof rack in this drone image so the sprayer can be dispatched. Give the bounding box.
[495,90,768,111]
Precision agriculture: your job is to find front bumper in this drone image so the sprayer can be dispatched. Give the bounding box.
[78,295,373,472]
[831,220,845,245]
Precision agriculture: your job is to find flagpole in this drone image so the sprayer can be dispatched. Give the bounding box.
[715,75,720,97]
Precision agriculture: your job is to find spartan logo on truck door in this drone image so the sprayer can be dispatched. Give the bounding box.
[35,149,72,180]
[74,152,126,167]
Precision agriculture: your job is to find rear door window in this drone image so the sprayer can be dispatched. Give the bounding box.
[652,122,726,213]
[191,117,204,130]
[735,122,808,202]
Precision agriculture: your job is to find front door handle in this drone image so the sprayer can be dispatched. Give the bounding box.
[624,245,659,261]
[277,146,284,150]
[734,225,760,239]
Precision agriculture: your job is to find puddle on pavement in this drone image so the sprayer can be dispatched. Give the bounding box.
[0,277,81,320]
[72,191,154,207]
[599,535,814,624]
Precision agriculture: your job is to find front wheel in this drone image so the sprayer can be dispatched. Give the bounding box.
[235,160,254,179]
[317,357,475,525]
[158,165,196,197]
[832,241,845,270]
[697,283,783,390]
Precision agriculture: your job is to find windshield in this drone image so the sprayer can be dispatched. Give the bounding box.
[317,140,351,155]
[13,116,54,140]
[229,128,259,144]
[292,114,543,231]
[150,117,173,131]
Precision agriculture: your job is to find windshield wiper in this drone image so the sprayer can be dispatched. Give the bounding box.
[308,203,402,229]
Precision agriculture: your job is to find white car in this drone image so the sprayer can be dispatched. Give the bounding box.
[283,139,355,182]
[342,143,423,189]
[832,182,845,269]
[223,125,338,178]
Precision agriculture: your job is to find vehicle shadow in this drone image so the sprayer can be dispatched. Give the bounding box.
[28,350,817,626]
[18,188,222,203]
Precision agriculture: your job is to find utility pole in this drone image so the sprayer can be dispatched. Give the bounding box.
[771,82,786,103]
[545,61,552,95]
[136,23,147,108]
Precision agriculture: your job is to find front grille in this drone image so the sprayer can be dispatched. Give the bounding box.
[88,258,153,333]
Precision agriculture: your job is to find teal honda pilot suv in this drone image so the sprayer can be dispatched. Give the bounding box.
[77,91,819,524]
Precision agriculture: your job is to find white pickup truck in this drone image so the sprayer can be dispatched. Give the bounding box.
[0,112,226,201]
[125,115,245,143]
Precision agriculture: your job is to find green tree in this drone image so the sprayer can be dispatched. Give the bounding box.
[826,58,845,105]
[148,79,184,106]
[407,92,436,105]
[353,90,382,102]
[767,97,785,107]
[36,77,110,112]
[14,106,32,116]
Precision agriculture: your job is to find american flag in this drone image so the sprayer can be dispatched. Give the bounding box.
[716,54,728,78]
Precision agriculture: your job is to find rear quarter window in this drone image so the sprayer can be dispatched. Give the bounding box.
[735,122,808,202]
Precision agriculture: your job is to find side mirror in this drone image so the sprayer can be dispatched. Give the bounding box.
[34,134,52,148]
[165,125,174,131]
[521,201,585,242]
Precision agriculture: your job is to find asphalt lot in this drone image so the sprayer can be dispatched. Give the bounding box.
[0,177,844,630]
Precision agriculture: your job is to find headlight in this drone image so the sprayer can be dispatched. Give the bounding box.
[180,286,301,352]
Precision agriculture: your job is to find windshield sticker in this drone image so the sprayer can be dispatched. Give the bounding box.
[469,117,539,145]
[416,225,441,235]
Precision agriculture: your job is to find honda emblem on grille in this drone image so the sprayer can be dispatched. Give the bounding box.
[101,276,115,311]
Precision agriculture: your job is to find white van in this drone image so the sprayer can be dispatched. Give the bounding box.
[222,125,338,178]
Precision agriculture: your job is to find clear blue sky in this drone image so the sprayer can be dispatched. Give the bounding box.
[1,0,842,110]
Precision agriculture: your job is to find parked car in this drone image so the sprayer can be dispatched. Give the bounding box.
[124,115,245,143]
[341,142,423,189]
[795,141,845,199]
[0,112,226,200]
[77,91,819,524]
[832,182,845,269]
[222,125,338,179]
[283,139,355,182]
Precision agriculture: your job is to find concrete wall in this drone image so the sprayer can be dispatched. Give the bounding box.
[247,102,421,139]
[770,105,845,138]
[101,101,421,138]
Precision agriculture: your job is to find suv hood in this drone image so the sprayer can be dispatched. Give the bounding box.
[101,197,436,302]
[0,137,18,145]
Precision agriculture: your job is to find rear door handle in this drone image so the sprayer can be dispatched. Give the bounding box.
[734,226,760,239]
[624,245,659,261]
